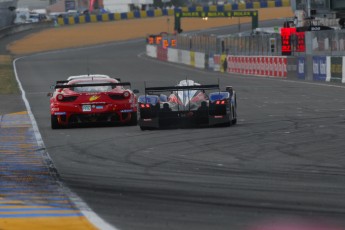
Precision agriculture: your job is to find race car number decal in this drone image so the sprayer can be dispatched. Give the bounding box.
[82,105,92,112]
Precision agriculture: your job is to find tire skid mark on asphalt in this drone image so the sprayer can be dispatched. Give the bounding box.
[0,112,100,229]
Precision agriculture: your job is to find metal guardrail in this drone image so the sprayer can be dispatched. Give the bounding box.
[0,21,53,39]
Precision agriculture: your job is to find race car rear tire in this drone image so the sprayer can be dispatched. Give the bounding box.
[128,112,138,126]
[51,115,61,129]
[140,125,155,131]
[232,105,237,125]
[227,107,233,127]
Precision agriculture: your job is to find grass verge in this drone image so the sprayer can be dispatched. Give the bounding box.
[0,55,19,94]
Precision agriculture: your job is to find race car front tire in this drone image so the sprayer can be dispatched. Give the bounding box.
[51,115,61,129]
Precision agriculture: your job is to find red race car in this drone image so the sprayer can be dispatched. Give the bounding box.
[49,74,138,129]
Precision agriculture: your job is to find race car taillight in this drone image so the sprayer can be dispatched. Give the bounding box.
[56,94,64,101]
[123,91,130,98]
[56,94,77,102]
[215,100,226,105]
[140,103,151,108]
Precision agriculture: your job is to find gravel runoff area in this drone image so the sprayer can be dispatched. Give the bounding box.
[7,7,294,55]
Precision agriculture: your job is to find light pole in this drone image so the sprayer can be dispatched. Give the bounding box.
[238,17,241,33]
[306,0,311,18]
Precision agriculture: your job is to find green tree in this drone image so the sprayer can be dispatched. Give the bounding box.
[153,0,187,8]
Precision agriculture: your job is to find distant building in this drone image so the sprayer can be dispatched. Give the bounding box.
[102,0,153,13]
[46,0,153,13]
[17,0,50,9]
[291,0,345,17]
[291,0,345,27]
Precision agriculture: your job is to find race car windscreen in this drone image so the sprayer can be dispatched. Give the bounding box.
[72,81,114,92]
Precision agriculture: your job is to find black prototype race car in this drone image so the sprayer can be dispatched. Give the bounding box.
[138,80,237,130]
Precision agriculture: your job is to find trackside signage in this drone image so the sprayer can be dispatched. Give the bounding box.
[298,57,305,79]
[175,11,257,18]
[313,56,327,81]
[330,57,343,83]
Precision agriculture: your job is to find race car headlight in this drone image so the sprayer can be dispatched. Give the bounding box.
[123,91,130,98]
[56,94,64,101]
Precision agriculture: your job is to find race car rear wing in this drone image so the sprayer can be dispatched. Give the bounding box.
[55,78,121,85]
[54,82,131,89]
[56,80,69,84]
[145,84,220,94]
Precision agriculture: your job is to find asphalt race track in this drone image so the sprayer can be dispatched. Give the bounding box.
[14,24,345,229]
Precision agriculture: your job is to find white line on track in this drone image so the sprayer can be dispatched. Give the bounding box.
[13,57,118,230]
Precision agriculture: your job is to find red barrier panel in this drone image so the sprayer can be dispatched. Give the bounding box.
[157,46,167,61]
[213,55,221,71]
[226,55,287,78]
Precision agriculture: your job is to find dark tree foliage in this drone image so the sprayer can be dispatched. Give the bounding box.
[153,0,187,8]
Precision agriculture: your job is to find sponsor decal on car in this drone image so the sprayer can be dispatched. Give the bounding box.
[89,95,101,102]
[54,112,66,115]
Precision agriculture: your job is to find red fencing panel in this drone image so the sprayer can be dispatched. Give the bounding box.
[157,46,168,61]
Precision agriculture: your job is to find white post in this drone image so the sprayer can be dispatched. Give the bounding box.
[306,0,311,18]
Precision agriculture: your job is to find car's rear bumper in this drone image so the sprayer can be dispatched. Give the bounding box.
[139,113,230,129]
[52,110,136,126]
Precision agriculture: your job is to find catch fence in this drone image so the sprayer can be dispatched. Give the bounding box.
[176,32,282,56]
[175,29,345,56]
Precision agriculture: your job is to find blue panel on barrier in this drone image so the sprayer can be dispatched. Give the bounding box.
[74,16,79,24]
[207,53,215,70]
[217,5,224,12]
[134,11,141,18]
[63,18,69,25]
[85,15,90,23]
[147,10,154,17]
[246,2,253,8]
[121,12,127,19]
[189,6,196,12]
[162,9,168,16]
[203,6,209,12]
[275,0,282,7]
[313,56,326,81]
[232,4,238,10]
[298,57,305,80]
[109,13,114,20]
[260,1,268,7]
[174,8,182,13]
[96,14,102,21]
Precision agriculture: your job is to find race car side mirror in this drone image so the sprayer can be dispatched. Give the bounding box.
[133,89,139,94]
[47,92,53,97]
